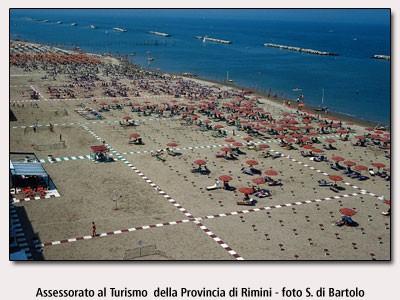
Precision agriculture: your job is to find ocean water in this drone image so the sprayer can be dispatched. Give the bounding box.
[10,9,391,125]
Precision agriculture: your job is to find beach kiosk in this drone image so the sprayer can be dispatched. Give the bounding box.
[90,145,113,162]
[10,161,52,195]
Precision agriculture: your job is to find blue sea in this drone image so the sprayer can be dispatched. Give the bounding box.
[10,9,391,125]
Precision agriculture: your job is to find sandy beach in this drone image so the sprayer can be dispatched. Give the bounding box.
[9,41,390,260]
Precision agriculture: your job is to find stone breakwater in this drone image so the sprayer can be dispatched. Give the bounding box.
[264,43,338,56]
[372,54,390,61]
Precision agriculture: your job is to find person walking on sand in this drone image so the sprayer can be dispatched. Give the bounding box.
[92,221,97,237]
[59,134,62,142]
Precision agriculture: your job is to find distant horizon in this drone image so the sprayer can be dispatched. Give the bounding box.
[11,8,390,26]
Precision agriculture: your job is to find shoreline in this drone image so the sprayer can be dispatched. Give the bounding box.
[176,74,387,129]
[10,38,389,129]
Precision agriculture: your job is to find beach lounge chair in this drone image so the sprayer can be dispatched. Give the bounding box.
[286,144,297,150]
[264,152,281,159]
[166,148,181,156]
[301,151,312,157]
[237,199,256,206]
[249,167,261,175]
[200,166,211,175]
[358,175,369,181]
[323,144,337,150]
[318,179,332,187]
[313,155,326,162]
[232,148,246,155]
[268,180,282,187]
[330,186,340,193]
[224,153,238,160]
[335,216,359,227]
[241,167,254,176]
[206,182,222,191]
[254,189,271,198]
[223,182,236,191]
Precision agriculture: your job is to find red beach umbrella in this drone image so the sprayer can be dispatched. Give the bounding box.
[340,208,357,216]
[265,169,278,177]
[167,142,178,148]
[129,133,140,139]
[343,160,356,167]
[285,138,295,143]
[232,142,243,147]
[220,147,232,153]
[329,175,343,183]
[252,177,266,185]
[337,129,348,134]
[258,144,270,150]
[303,145,314,150]
[214,124,224,129]
[311,148,323,153]
[331,156,345,162]
[219,175,233,182]
[225,138,235,143]
[325,138,336,143]
[123,116,132,120]
[372,162,385,169]
[194,159,206,166]
[238,187,254,195]
[246,160,259,166]
[354,165,368,172]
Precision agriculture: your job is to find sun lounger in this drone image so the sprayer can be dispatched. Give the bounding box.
[335,216,359,227]
[206,184,221,191]
[241,167,254,176]
[268,180,282,187]
[237,199,256,206]
[264,152,282,159]
[232,149,246,155]
[313,156,326,162]
[330,186,339,193]
[254,189,271,198]
[250,168,261,175]
[286,145,297,150]
[323,144,337,150]
[301,151,312,157]
[224,154,238,160]
[167,149,182,156]
[318,179,332,187]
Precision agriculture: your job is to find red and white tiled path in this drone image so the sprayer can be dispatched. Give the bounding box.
[39,190,363,259]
